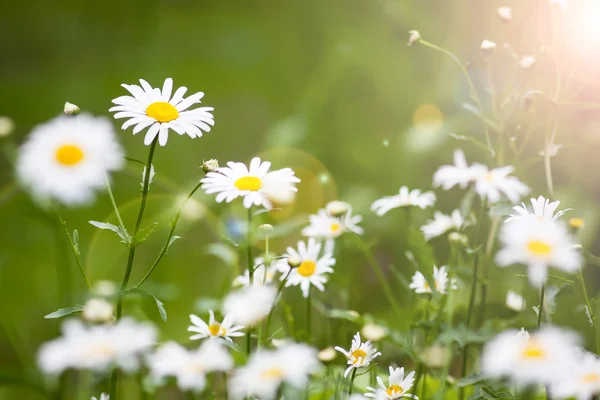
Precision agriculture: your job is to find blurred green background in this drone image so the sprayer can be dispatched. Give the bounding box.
[2,0,600,398]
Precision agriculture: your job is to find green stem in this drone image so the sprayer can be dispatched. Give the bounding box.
[306,288,312,343]
[351,234,402,320]
[264,268,292,346]
[57,213,91,289]
[578,269,599,352]
[476,217,500,327]
[348,368,357,396]
[537,285,546,330]
[135,181,202,287]
[247,207,254,284]
[104,172,127,234]
[110,136,158,400]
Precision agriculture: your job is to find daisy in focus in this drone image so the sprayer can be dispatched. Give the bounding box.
[495,216,582,287]
[16,114,124,206]
[302,204,364,240]
[551,350,600,400]
[37,318,156,375]
[109,78,214,146]
[283,238,336,298]
[421,210,463,241]
[188,310,244,342]
[408,265,457,295]
[470,164,529,204]
[335,332,381,378]
[228,343,320,400]
[371,186,436,216]
[201,157,300,209]
[365,366,416,399]
[147,340,233,392]
[222,285,277,327]
[505,195,570,223]
[433,149,473,190]
[481,326,579,386]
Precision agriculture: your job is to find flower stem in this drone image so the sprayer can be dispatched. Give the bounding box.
[110,136,158,400]
[306,288,312,343]
[537,284,546,330]
[135,181,202,288]
[476,217,500,327]
[57,213,91,289]
[348,368,357,396]
[578,269,599,352]
[104,172,127,234]
[245,206,254,355]
[264,268,292,346]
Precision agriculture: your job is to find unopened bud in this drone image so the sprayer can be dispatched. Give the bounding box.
[480,40,497,54]
[93,280,117,297]
[201,159,219,174]
[64,102,80,116]
[569,217,584,230]
[287,256,302,269]
[82,298,114,322]
[259,224,273,234]
[519,55,536,69]
[448,232,468,247]
[423,345,450,368]
[326,200,350,217]
[497,7,512,22]
[361,323,388,341]
[318,347,337,362]
[0,117,14,138]
[408,30,421,46]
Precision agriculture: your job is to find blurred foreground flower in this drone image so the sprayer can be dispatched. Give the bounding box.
[82,298,114,323]
[16,114,124,206]
[551,350,600,400]
[110,78,214,146]
[222,285,276,327]
[188,310,244,342]
[371,186,436,216]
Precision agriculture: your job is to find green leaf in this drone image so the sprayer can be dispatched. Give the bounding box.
[488,203,513,217]
[141,164,155,192]
[459,190,476,221]
[327,308,361,322]
[125,288,167,322]
[435,324,495,347]
[72,229,80,255]
[44,305,84,319]
[89,221,131,245]
[456,374,486,388]
[136,222,159,244]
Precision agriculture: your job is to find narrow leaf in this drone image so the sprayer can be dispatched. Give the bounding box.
[72,229,80,255]
[125,288,167,322]
[136,222,159,244]
[44,305,84,319]
[89,221,131,245]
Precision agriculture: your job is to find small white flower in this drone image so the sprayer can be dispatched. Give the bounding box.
[505,291,526,312]
[64,102,81,116]
[365,366,416,399]
[482,326,579,386]
[147,340,233,392]
[234,257,285,287]
[335,332,381,378]
[318,347,337,362]
[471,164,529,204]
[229,343,320,400]
[82,298,114,323]
[37,318,157,375]
[222,285,277,327]
[188,310,245,342]
[409,266,457,295]
[109,78,214,146]
[520,55,536,69]
[497,7,512,22]
[433,149,473,190]
[201,157,300,209]
[361,324,388,342]
[506,196,570,223]
[16,114,124,206]
[408,30,421,46]
[408,271,432,294]
[91,394,109,400]
[371,186,436,216]
[302,206,364,240]
[0,116,14,137]
[283,238,336,298]
[480,40,497,52]
[495,216,582,287]
[551,350,600,400]
[421,209,463,241]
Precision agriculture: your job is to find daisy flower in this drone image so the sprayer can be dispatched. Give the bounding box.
[233,257,286,287]
[201,157,300,209]
[371,186,436,216]
[82,298,114,323]
[495,216,582,287]
[229,343,320,400]
[109,78,214,146]
[481,326,579,386]
[37,318,156,375]
[409,265,457,295]
[551,350,600,400]
[505,291,526,312]
[188,310,244,342]
[283,238,336,298]
[147,340,233,392]
[16,114,124,206]
[365,366,417,399]
[421,210,463,241]
[470,164,529,204]
[335,332,381,378]
[433,149,473,190]
[222,285,277,327]
[505,195,571,223]
[302,206,364,240]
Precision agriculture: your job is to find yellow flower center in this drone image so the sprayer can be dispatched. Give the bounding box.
[297,261,316,277]
[331,223,341,233]
[521,340,546,359]
[208,323,225,336]
[55,144,84,166]
[424,282,431,290]
[527,240,552,255]
[234,176,262,191]
[351,349,367,364]
[146,101,179,123]
[387,385,404,396]
[582,373,600,383]
[261,367,284,380]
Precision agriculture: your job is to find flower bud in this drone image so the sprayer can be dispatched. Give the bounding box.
[287,256,302,269]
[361,323,388,341]
[423,345,450,368]
[64,102,81,116]
[506,290,526,312]
[201,159,219,174]
[519,55,536,69]
[480,40,497,54]
[326,200,350,217]
[82,298,114,322]
[93,280,117,297]
[0,117,14,137]
[497,7,512,22]
[569,217,584,231]
[259,224,273,235]
[448,232,468,247]
[408,30,421,46]
[318,347,337,362]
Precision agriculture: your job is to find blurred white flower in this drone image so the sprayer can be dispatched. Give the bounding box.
[147,340,233,392]
[471,164,529,204]
[37,318,156,375]
[480,39,497,52]
[302,206,364,240]
[283,238,336,298]
[188,310,244,342]
[482,326,579,386]
[318,346,337,362]
[91,394,109,400]
[16,114,124,206]
[551,350,600,400]
[506,196,570,223]
[433,149,473,190]
[421,209,463,241]
[550,0,568,11]
[109,78,214,146]
[361,323,388,342]
[0,116,14,137]
[495,216,582,287]
[365,366,416,399]
[408,271,432,294]
[371,186,436,216]
[505,291,526,312]
[409,265,457,295]
[497,7,512,22]
[407,30,421,46]
[335,332,381,378]
[201,157,300,209]
[82,298,113,323]
[229,343,320,400]
[223,285,277,327]
[520,55,536,69]
[517,327,530,340]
